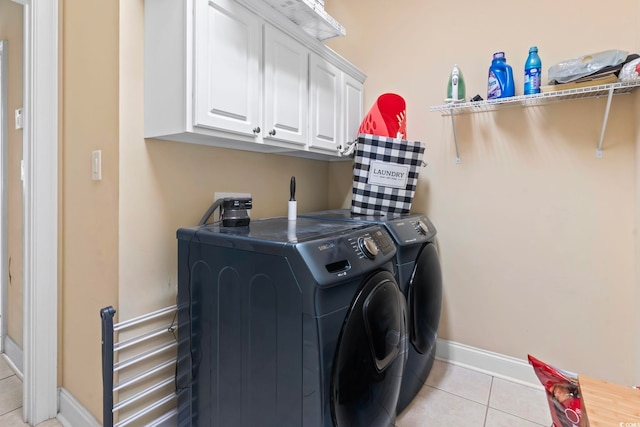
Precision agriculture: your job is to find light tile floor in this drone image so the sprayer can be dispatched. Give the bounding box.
[397,359,553,427]
[0,355,62,427]
[1,353,552,427]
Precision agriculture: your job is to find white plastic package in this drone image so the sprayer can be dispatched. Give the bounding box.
[619,58,640,81]
[548,49,628,84]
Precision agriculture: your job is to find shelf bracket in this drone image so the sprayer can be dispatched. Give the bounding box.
[450,108,461,164]
[596,86,614,158]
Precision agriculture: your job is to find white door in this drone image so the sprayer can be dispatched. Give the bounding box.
[194,0,261,137]
[263,25,308,147]
[309,53,341,152]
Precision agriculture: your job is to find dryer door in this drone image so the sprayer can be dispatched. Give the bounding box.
[408,242,443,354]
[330,270,406,427]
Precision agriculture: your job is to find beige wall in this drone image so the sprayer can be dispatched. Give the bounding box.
[0,0,23,350]
[327,0,639,384]
[61,0,120,419]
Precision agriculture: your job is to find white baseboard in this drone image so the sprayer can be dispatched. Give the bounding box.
[57,388,100,427]
[56,387,177,427]
[435,338,542,390]
[4,335,23,377]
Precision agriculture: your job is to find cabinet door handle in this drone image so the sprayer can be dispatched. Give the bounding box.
[269,129,276,136]
[253,127,261,134]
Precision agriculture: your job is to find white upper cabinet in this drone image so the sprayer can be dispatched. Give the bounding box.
[144,0,366,160]
[342,73,364,148]
[263,25,309,147]
[309,54,341,152]
[309,55,364,154]
[194,0,261,136]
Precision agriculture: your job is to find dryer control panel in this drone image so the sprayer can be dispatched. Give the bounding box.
[384,215,437,246]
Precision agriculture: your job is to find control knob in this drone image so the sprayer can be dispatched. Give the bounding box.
[417,220,430,235]
[358,236,379,259]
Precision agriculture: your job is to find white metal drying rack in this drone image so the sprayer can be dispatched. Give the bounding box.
[430,80,640,163]
[101,305,178,427]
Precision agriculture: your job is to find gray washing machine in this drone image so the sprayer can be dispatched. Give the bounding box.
[176,216,407,426]
[299,209,443,413]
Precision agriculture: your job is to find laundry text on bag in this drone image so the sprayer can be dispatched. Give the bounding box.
[367,160,410,189]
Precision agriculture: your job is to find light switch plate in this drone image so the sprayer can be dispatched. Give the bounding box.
[15,108,22,129]
[91,150,102,181]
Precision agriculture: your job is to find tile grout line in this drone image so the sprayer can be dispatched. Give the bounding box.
[487,376,552,426]
[0,406,22,419]
[488,407,551,427]
[0,373,23,420]
[400,362,554,426]
[425,382,491,408]
[429,373,550,427]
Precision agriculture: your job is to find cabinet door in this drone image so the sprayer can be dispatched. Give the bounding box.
[342,73,363,147]
[263,26,308,147]
[194,0,261,137]
[309,54,341,152]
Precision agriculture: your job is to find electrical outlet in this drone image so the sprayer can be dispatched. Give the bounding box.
[214,192,251,201]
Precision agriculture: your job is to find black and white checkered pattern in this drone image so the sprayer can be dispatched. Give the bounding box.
[351,134,425,215]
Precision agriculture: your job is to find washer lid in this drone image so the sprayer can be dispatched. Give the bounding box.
[178,216,371,244]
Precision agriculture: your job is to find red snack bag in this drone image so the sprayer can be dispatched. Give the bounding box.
[528,355,586,427]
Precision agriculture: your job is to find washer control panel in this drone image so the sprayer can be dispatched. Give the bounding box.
[296,225,397,286]
[349,228,394,260]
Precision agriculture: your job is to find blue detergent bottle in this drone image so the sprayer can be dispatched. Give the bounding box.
[487,52,515,99]
[524,46,542,95]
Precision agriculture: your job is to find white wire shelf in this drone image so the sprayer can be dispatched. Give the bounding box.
[430,80,640,115]
[430,79,640,163]
[260,0,345,41]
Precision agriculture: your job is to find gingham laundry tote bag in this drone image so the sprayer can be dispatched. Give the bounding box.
[351,134,425,215]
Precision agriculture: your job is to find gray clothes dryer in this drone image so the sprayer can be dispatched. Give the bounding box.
[299,209,443,414]
[176,217,407,427]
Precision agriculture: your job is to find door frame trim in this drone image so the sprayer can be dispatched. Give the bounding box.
[0,39,6,356]
[12,0,59,423]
